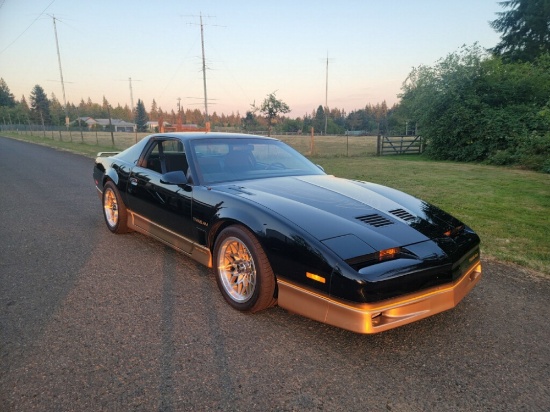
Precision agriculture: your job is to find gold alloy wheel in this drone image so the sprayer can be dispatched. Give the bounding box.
[103,187,119,229]
[217,236,257,303]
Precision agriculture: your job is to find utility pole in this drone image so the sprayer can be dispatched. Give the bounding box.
[52,15,69,128]
[200,12,209,122]
[185,12,222,128]
[325,52,329,135]
[129,77,135,113]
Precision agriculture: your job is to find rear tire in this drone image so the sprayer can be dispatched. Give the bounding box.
[214,225,276,313]
[102,181,129,234]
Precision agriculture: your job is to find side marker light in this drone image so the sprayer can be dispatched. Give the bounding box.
[306,272,326,284]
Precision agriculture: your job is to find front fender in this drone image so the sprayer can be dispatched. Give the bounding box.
[104,167,119,186]
[198,188,338,295]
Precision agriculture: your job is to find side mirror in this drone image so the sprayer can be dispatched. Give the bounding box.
[160,170,188,185]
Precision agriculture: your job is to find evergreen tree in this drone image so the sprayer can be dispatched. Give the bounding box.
[490,0,550,61]
[0,78,15,107]
[49,93,65,125]
[102,96,110,118]
[29,84,51,125]
[242,111,258,131]
[20,95,30,115]
[314,105,325,133]
[134,99,148,132]
[150,99,159,121]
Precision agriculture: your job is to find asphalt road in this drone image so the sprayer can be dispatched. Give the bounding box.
[1,136,549,412]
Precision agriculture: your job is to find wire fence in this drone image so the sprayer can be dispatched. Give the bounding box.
[1,124,149,150]
[1,124,380,157]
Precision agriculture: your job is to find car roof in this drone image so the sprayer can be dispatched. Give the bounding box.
[150,132,278,142]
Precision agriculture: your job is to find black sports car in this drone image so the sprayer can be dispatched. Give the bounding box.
[93,132,481,334]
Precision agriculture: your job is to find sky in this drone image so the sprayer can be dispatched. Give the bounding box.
[0,0,502,117]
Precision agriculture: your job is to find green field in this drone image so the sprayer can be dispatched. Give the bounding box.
[3,130,549,276]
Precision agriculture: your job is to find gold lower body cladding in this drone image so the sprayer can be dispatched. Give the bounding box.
[277,262,482,334]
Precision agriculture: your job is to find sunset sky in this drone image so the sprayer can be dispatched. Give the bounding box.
[1,0,502,117]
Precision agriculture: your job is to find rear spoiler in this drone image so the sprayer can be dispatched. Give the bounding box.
[96,151,120,157]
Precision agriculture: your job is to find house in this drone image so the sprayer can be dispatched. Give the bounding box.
[146,121,172,132]
[73,117,136,132]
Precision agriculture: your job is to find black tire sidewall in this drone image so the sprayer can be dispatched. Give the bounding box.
[214,225,266,312]
[102,181,127,234]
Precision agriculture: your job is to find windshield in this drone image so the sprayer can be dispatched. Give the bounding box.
[189,137,325,184]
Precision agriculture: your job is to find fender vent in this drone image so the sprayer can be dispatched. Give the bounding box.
[389,208,415,222]
[356,214,393,227]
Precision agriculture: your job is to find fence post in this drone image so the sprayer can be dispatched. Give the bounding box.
[377,134,381,156]
[310,127,315,155]
[107,105,115,147]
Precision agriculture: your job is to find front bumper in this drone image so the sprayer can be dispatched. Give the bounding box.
[277,261,482,334]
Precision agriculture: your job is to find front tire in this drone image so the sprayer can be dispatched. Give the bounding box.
[102,181,129,234]
[214,225,276,313]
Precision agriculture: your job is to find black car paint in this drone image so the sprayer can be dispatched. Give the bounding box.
[94,133,480,305]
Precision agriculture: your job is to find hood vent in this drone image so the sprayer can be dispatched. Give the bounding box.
[356,213,394,227]
[389,208,415,222]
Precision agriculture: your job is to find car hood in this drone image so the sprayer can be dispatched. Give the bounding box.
[212,175,464,258]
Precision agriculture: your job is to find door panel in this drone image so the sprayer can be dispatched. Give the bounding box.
[127,139,194,244]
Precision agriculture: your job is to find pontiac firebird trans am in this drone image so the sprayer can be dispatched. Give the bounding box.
[93,132,481,334]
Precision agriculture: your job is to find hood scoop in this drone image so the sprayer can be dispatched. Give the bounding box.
[389,208,416,222]
[356,213,394,228]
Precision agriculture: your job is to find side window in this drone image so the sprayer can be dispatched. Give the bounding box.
[163,140,189,174]
[142,139,188,175]
[144,142,162,173]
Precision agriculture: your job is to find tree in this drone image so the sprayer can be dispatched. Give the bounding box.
[101,96,111,119]
[111,104,132,121]
[252,92,290,136]
[150,99,159,121]
[280,117,303,133]
[242,111,258,131]
[397,43,550,170]
[29,84,51,125]
[134,99,148,132]
[19,95,30,120]
[313,105,325,133]
[49,93,65,126]
[0,78,15,107]
[490,0,550,62]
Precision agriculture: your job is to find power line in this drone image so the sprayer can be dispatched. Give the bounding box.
[0,0,56,55]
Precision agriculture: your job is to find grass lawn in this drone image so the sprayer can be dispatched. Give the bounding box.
[3,131,549,275]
